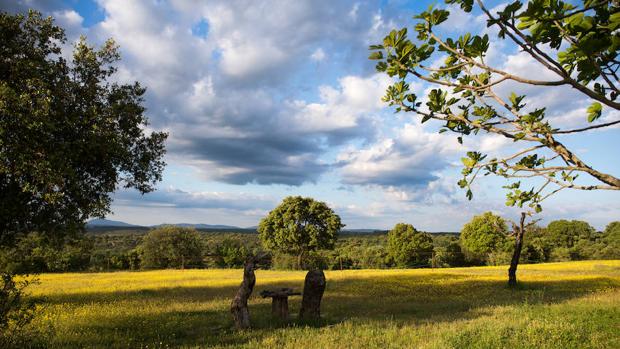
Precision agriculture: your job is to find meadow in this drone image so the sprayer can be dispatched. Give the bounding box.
[28,260,620,348]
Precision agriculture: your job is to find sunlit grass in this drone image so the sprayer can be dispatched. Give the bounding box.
[27,260,620,348]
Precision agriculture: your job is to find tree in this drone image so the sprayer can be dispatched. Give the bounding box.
[0,11,167,246]
[0,10,167,341]
[370,0,619,285]
[460,212,508,262]
[596,221,620,259]
[545,219,595,249]
[139,226,204,269]
[387,223,434,267]
[258,196,343,269]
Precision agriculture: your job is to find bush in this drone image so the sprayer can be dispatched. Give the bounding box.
[0,274,49,348]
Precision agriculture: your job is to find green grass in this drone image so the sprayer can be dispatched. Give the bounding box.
[26,260,620,348]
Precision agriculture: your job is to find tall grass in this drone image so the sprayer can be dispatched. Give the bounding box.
[27,260,620,348]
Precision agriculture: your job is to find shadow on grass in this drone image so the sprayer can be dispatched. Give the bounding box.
[37,272,620,348]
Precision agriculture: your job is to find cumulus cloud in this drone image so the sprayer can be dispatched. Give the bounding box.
[337,122,461,188]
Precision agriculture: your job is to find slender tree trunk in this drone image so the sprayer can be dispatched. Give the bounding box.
[297,251,305,270]
[231,260,256,329]
[508,212,526,288]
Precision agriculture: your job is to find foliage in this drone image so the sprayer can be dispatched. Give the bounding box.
[208,238,251,268]
[370,0,620,213]
[386,223,434,267]
[0,233,93,273]
[0,11,167,246]
[258,196,343,268]
[139,226,204,269]
[0,273,47,348]
[460,212,508,261]
[596,221,620,259]
[545,219,595,248]
[432,234,466,267]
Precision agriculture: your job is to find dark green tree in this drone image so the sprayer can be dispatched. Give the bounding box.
[0,10,167,341]
[596,221,620,259]
[0,11,167,246]
[258,196,343,269]
[370,0,620,285]
[139,226,204,269]
[545,219,595,249]
[387,223,434,267]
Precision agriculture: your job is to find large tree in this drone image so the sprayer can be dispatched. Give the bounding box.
[387,223,434,267]
[460,212,508,262]
[0,11,167,246]
[370,0,619,286]
[258,196,343,269]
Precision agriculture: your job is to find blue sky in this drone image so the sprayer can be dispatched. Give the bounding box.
[3,0,619,230]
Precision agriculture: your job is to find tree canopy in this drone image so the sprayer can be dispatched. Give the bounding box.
[387,223,434,267]
[258,196,343,268]
[139,226,203,269]
[0,11,167,246]
[370,0,620,214]
[460,212,508,259]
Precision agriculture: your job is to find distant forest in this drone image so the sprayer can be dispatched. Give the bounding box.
[2,219,618,274]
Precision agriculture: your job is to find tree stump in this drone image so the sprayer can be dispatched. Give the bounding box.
[299,270,326,320]
[260,288,301,320]
[230,260,256,329]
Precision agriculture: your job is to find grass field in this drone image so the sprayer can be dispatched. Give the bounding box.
[26,260,620,348]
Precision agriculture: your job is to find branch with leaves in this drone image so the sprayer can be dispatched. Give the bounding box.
[370,0,620,214]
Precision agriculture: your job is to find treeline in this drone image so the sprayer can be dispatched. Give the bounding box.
[1,218,618,273]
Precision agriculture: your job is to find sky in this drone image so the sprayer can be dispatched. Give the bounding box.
[2,0,619,231]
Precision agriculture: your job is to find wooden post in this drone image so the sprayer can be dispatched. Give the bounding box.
[299,270,326,320]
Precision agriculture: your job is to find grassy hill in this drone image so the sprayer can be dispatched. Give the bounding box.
[27,260,620,348]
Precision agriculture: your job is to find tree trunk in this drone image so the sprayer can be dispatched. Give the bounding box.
[297,251,305,270]
[299,270,326,320]
[230,260,256,329]
[508,212,526,288]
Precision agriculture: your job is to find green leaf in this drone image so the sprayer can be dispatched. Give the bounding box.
[586,102,602,122]
[368,51,383,60]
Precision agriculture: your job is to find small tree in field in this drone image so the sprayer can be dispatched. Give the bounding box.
[370,0,620,286]
[387,223,434,267]
[460,212,508,263]
[258,196,343,269]
[139,226,203,269]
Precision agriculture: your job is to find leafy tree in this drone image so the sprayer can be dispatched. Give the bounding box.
[139,226,204,269]
[432,235,466,267]
[370,0,619,285]
[460,212,508,262]
[545,219,595,249]
[258,196,343,269]
[387,223,434,267]
[210,238,250,268]
[0,11,167,247]
[596,221,620,259]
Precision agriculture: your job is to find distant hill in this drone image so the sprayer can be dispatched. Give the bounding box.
[153,223,243,230]
[86,219,143,228]
[86,219,249,232]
